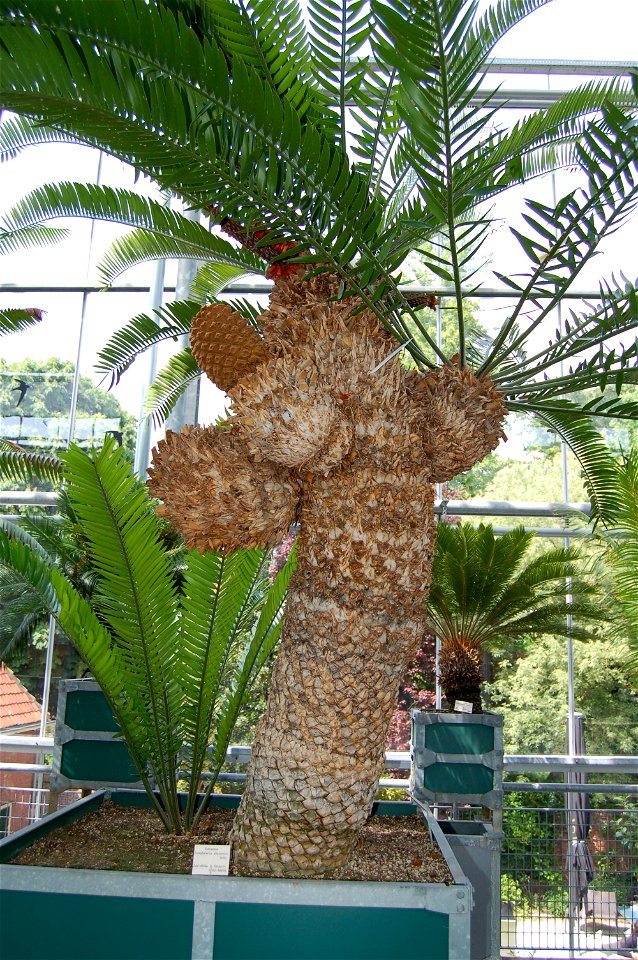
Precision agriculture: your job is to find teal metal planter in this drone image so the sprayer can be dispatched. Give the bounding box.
[411,710,504,960]
[411,710,503,813]
[1,792,472,960]
[48,680,144,809]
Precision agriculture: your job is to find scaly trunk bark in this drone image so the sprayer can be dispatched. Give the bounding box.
[439,639,483,714]
[230,455,435,877]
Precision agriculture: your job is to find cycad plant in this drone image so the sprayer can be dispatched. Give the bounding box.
[0,0,637,877]
[0,440,294,833]
[426,522,605,713]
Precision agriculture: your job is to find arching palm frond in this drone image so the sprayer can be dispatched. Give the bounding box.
[0,446,63,486]
[143,348,202,426]
[0,307,46,337]
[96,300,203,389]
[0,113,101,161]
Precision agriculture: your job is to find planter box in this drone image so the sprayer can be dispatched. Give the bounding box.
[411,710,504,812]
[1,792,472,960]
[411,710,504,960]
[439,821,500,960]
[50,680,144,801]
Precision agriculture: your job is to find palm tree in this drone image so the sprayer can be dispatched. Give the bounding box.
[426,522,605,713]
[0,0,637,877]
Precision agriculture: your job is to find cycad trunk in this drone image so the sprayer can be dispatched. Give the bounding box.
[438,640,483,715]
[150,272,507,878]
[229,457,435,877]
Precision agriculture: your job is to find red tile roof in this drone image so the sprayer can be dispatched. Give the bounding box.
[0,662,43,730]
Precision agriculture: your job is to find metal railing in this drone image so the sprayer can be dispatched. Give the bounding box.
[0,779,80,839]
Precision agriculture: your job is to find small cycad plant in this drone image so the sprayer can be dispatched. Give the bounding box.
[426,521,604,712]
[0,439,295,833]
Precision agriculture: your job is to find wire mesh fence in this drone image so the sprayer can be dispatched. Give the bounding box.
[501,803,638,957]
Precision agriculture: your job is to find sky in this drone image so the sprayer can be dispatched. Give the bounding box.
[1,0,637,460]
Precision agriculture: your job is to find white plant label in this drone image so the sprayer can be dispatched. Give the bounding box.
[192,844,231,876]
[454,700,473,714]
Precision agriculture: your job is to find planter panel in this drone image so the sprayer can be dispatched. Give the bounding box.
[212,901,448,960]
[50,680,144,795]
[0,889,194,960]
[64,689,121,732]
[411,710,504,810]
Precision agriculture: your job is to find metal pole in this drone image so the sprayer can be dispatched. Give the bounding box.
[165,211,202,433]
[32,616,56,821]
[435,297,443,710]
[548,94,578,959]
[133,257,166,478]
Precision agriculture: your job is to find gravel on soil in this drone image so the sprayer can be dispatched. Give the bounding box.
[10,801,452,884]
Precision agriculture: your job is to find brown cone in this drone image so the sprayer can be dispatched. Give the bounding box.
[190,303,268,393]
[408,363,507,482]
[147,424,300,552]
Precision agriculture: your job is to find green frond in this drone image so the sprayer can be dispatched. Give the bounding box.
[0,1,442,359]
[209,541,297,767]
[589,451,638,676]
[481,109,638,375]
[427,521,603,655]
[0,447,63,486]
[178,549,269,795]
[48,565,157,793]
[0,307,46,337]
[208,0,321,118]
[0,113,99,161]
[0,182,257,270]
[523,403,625,525]
[349,17,401,200]
[189,262,265,303]
[60,440,182,801]
[0,224,68,256]
[143,348,201,426]
[0,529,60,617]
[307,0,369,146]
[96,299,202,388]
[475,78,634,195]
[494,279,638,389]
[98,225,264,286]
[0,516,55,563]
[0,602,46,661]
[186,541,297,830]
[466,1,551,76]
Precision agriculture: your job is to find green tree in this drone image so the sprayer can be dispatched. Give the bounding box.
[0,357,136,476]
[0,0,637,879]
[489,634,638,758]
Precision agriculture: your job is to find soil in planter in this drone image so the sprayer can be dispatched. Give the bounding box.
[9,801,452,884]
